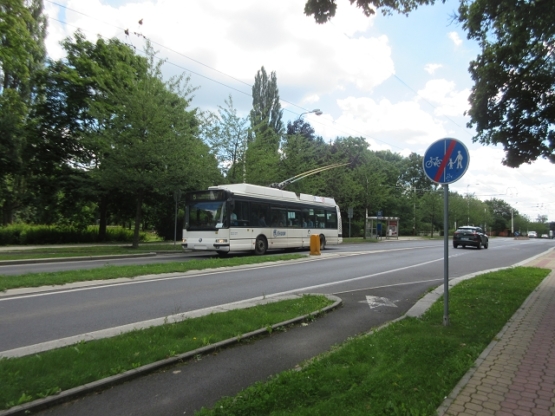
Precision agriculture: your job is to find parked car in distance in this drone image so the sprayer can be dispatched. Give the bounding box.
[541,234,548,238]
[528,231,537,238]
[453,226,489,249]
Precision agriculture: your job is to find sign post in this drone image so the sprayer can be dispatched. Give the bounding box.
[348,207,353,238]
[423,138,469,326]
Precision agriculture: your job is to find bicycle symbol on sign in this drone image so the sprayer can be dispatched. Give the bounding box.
[425,156,442,168]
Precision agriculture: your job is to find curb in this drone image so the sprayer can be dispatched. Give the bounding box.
[0,294,342,416]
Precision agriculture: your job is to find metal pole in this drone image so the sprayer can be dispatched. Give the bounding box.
[364,208,368,239]
[174,198,177,246]
[173,190,181,246]
[443,184,450,326]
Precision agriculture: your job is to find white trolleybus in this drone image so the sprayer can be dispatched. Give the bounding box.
[182,183,343,255]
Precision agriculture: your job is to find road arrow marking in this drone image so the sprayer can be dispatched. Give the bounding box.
[362,296,398,309]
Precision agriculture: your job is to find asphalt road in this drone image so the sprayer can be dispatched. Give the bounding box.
[2,238,554,415]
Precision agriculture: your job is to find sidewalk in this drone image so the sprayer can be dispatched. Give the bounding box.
[438,248,555,415]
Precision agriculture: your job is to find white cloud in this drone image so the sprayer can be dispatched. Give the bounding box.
[448,31,462,46]
[424,63,442,75]
[417,79,470,117]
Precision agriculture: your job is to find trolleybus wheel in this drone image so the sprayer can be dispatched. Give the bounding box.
[255,236,268,255]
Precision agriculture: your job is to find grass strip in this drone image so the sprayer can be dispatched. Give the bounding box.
[0,294,333,410]
[0,243,183,261]
[0,254,305,291]
[195,266,550,416]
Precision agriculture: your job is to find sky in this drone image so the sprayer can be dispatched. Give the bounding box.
[43,0,554,222]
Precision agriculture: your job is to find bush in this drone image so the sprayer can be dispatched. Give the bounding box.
[0,224,146,246]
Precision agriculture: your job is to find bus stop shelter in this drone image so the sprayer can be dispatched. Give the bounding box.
[366,216,400,240]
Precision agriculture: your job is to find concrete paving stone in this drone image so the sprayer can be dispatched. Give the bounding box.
[496,377,513,387]
[471,393,488,402]
[521,391,539,400]
[445,404,465,414]
[475,410,494,415]
[481,401,500,411]
[517,398,538,408]
[536,390,553,400]
[522,384,541,393]
[510,384,527,393]
[531,409,552,416]
[538,398,553,407]
[481,377,497,387]
[486,392,506,402]
[492,384,509,394]
[476,384,493,394]
[454,395,472,406]
[514,410,535,416]
[500,400,519,410]
[465,402,485,412]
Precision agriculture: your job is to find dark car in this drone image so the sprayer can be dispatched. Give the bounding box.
[453,226,489,249]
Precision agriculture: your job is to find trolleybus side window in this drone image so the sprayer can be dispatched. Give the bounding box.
[269,207,286,227]
[231,200,249,226]
[287,209,301,227]
[314,208,326,228]
[302,209,315,228]
[326,209,338,229]
[251,202,269,227]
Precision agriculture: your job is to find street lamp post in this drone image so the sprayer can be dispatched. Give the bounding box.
[297,109,323,120]
[511,208,514,235]
[466,184,470,224]
[173,189,182,246]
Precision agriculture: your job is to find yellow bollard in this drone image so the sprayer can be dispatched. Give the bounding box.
[310,234,321,256]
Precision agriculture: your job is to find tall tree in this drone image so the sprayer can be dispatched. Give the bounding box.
[250,66,283,140]
[92,43,217,247]
[201,95,248,182]
[304,0,555,167]
[460,0,555,166]
[280,119,329,191]
[32,32,149,235]
[247,66,284,185]
[0,0,47,224]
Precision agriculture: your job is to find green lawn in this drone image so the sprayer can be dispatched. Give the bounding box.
[0,243,183,261]
[0,253,306,291]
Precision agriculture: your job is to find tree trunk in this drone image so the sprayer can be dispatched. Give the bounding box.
[2,193,14,225]
[133,194,143,248]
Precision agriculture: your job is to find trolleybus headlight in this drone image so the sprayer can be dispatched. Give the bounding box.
[182,238,187,243]
[215,239,228,244]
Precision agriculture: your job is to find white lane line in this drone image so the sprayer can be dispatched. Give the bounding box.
[262,257,445,297]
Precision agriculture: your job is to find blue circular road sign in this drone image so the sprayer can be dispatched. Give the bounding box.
[423,138,469,184]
